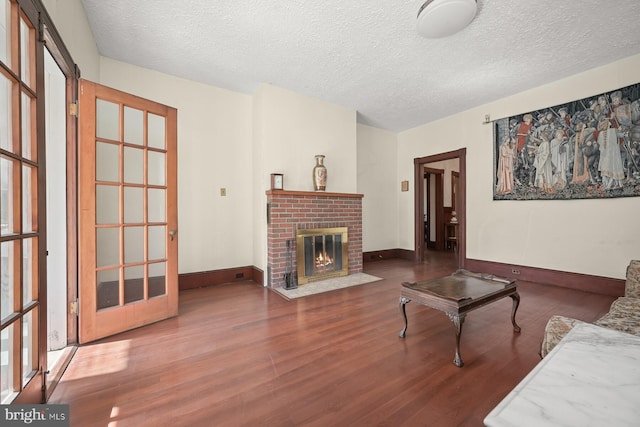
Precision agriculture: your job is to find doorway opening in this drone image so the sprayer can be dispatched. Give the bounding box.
[414,149,466,269]
[44,46,78,401]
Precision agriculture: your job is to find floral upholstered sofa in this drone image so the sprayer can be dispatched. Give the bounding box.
[540,260,640,358]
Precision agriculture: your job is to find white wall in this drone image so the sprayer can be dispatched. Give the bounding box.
[398,54,640,279]
[254,84,357,194]
[41,0,100,80]
[99,58,253,275]
[356,124,397,252]
[252,84,357,279]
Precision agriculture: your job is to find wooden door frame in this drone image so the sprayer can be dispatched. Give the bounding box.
[40,0,80,348]
[40,4,80,402]
[414,148,466,267]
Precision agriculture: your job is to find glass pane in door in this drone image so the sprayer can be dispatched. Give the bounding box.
[0,0,10,67]
[148,189,165,223]
[148,151,165,186]
[96,99,119,141]
[96,185,119,224]
[22,309,37,386]
[22,237,36,305]
[19,17,34,88]
[124,147,143,184]
[123,106,143,145]
[21,91,35,161]
[1,323,14,402]
[123,226,143,264]
[123,187,143,223]
[1,239,16,318]
[0,74,12,152]
[147,113,165,149]
[96,228,119,268]
[124,265,144,304]
[97,269,119,310]
[96,142,119,182]
[148,225,165,260]
[148,262,165,298]
[1,156,16,236]
[22,164,35,233]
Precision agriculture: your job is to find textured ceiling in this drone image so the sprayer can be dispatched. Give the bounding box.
[80,0,640,132]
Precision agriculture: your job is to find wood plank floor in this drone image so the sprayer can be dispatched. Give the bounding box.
[49,252,616,426]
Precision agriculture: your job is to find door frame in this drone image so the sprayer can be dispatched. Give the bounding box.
[40,1,81,350]
[41,3,80,401]
[42,36,79,401]
[414,148,466,267]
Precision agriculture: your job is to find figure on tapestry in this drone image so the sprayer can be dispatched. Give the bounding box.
[496,136,517,194]
[550,128,569,189]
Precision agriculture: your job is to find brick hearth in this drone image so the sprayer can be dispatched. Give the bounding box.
[266,190,363,288]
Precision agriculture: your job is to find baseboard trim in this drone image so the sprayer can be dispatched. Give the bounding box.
[465,258,624,297]
[179,266,263,290]
[363,249,414,263]
[364,249,624,296]
[363,249,400,262]
[181,258,624,296]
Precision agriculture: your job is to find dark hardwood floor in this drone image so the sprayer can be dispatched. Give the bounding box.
[49,252,616,426]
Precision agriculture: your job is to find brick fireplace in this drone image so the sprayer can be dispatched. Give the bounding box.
[266,190,363,288]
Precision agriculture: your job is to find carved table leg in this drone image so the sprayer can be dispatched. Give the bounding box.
[398,296,411,338]
[510,292,522,333]
[447,312,466,367]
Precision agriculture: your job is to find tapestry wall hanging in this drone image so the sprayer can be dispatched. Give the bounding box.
[494,82,640,200]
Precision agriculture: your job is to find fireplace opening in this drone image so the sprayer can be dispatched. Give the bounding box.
[296,227,348,284]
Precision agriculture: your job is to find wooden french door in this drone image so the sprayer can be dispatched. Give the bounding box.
[78,79,178,344]
[0,0,46,404]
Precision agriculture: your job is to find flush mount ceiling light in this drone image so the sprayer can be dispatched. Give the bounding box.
[417,0,478,38]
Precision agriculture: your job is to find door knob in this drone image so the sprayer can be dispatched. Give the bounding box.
[169,230,177,241]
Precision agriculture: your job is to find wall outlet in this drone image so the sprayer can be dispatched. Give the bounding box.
[511,269,520,275]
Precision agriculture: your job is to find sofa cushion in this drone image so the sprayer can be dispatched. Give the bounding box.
[594,297,640,336]
[540,315,588,358]
[540,260,640,358]
[626,260,640,298]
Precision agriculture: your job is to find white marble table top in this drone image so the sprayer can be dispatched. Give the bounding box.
[484,322,640,427]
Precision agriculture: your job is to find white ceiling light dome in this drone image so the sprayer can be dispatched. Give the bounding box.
[417,0,478,38]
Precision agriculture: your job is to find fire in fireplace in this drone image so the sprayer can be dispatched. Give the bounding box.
[296,227,348,284]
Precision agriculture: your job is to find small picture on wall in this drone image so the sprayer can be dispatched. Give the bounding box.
[494,82,640,200]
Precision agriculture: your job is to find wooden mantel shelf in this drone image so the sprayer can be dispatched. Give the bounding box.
[266,189,363,198]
